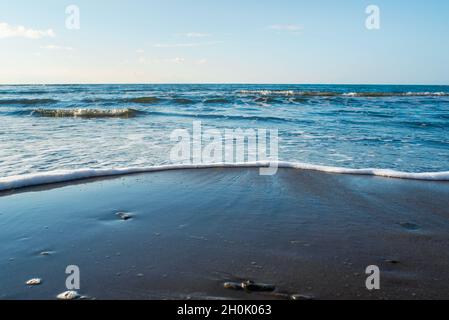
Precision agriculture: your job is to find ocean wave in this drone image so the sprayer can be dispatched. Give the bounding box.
[1,162,448,192]
[0,98,58,105]
[254,97,282,104]
[144,110,297,123]
[173,98,196,104]
[0,90,50,95]
[238,90,340,97]
[238,90,449,97]
[128,97,215,105]
[23,108,295,123]
[31,108,141,118]
[343,91,449,97]
[126,97,163,104]
[203,98,231,104]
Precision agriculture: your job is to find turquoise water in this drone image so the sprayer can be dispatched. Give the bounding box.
[0,84,448,177]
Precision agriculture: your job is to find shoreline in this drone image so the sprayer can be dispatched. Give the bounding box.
[1,168,449,300]
[1,162,449,193]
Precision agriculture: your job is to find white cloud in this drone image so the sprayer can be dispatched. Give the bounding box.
[136,49,145,53]
[171,57,185,64]
[268,24,302,33]
[0,22,55,39]
[41,45,73,51]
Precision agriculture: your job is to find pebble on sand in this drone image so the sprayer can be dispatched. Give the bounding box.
[399,222,420,231]
[241,280,275,292]
[26,278,42,286]
[386,259,400,264]
[116,212,132,221]
[57,290,80,300]
[290,294,314,300]
[223,282,243,291]
[224,280,275,292]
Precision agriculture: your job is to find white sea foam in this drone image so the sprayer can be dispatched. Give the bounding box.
[0,162,448,192]
[238,90,296,96]
[238,90,449,97]
[32,108,139,118]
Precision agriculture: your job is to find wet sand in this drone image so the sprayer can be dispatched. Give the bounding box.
[1,168,449,300]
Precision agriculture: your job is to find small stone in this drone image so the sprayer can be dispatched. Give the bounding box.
[116,212,132,221]
[399,222,420,231]
[223,282,243,290]
[386,259,400,264]
[26,278,42,286]
[241,280,275,292]
[57,290,80,300]
[291,294,314,301]
[224,280,275,292]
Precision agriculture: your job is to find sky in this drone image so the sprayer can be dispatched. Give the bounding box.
[0,0,449,84]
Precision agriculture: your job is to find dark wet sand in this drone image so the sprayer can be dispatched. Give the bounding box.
[1,168,449,300]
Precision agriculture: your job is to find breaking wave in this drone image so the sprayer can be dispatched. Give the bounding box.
[237,90,449,97]
[0,98,58,105]
[31,108,141,118]
[143,110,296,123]
[126,97,163,104]
[1,162,448,192]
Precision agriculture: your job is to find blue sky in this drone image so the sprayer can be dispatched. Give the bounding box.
[0,0,448,84]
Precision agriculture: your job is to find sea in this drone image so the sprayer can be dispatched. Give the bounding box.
[1,84,448,189]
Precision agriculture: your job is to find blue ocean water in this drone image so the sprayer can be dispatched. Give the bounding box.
[0,84,448,178]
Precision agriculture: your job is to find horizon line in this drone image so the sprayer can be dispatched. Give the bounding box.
[0,82,448,86]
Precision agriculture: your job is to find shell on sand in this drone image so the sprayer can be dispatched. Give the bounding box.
[26,278,42,286]
[57,290,80,300]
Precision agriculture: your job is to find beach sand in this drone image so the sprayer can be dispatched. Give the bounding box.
[1,168,449,300]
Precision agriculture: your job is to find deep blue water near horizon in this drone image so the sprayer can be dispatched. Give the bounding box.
[0,84,448,177]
